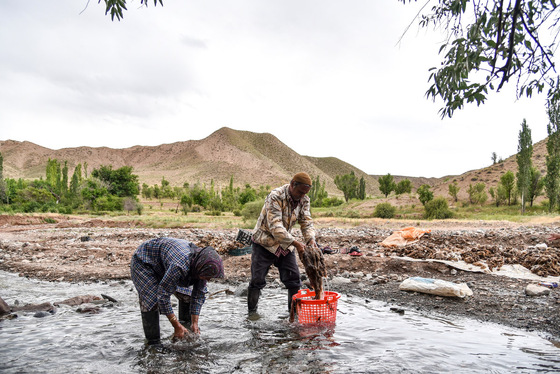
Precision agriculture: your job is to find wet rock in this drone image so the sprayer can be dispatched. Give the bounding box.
[34,311,52,318]
[76,304,101,314]
[525,284,551,296]
[54,295,102,306]
[12,302,55,313]
[0,296,10,314]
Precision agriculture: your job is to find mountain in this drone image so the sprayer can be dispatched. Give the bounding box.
[0,127,379,196]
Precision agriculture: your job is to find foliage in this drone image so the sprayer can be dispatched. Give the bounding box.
[528,167,545,207]
[378,173,396,197]
[424,197,453,219]
[489,184,508,207]
[516,119,533,213]
[99,0,163,21]
[417,184,434,206]
[334,171,360,202]
[373,202,397,219]
[448,182,460,202]
[309,176,329,207]
[91,165,139,197]
[241,199,265,223]
[395,179,412,195]
[467,182,488,205]
[400,0,560,118]
[358,176,366,200]
[500,170,516,205]
[491,152,498,165]
[545,95,560,211]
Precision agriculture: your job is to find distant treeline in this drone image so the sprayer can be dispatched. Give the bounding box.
[0,155,367,215]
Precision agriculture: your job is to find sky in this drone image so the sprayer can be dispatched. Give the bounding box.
[0,0,554,178]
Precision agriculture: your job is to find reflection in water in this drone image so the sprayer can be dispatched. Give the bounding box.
[0,270,559,373]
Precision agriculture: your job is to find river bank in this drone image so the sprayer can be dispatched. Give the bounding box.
[0,214,559,342]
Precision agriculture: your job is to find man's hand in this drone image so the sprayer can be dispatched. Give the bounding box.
[292,240,306,255]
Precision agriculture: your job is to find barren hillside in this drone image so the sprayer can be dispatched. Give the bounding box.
[0,127,379,196]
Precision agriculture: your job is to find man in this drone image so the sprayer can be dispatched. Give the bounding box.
[130,237,224,346]
[248,172,317,314]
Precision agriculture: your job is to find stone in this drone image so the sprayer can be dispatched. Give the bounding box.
[525,284,550,296]
[0,296,11,314]
[535,243,548,250]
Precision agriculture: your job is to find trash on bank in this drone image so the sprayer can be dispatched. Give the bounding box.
[538,282,558,288]
[399,276,473,298]
[380,227,431,248]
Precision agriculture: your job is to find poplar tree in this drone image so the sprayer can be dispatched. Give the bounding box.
[545,96,560,211]
[516,120,533,214]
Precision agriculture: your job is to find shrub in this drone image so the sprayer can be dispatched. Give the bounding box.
[424,197,453,219]
[345,210,361,219]
[241,199,265,222]
[374,202,396,219]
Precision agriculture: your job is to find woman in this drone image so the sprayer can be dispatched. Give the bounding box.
[130,237,224,346]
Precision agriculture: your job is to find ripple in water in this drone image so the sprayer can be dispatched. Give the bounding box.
[0,271,558,373]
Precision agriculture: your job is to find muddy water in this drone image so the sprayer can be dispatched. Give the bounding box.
[1,270,559,373]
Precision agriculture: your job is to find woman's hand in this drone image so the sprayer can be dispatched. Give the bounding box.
[173,324,191,340]
[190,314,201,334]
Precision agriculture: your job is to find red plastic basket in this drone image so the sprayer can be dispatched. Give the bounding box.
[292,289,341,324]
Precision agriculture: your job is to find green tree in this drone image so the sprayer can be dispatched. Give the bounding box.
[417,184,434,206]
[0,152,6,204]
[491,152,498,165]
[400,0,560,118]
[378,173,396,198]
[91,165,139,197]
[395,179,412,195]
[467,182,488,205]
[448,182,460,202]
[334,171,359,202]
[358,176,366,200]
[516,119,533,214]
[528,167,545,207]
[500,171,516,205]
[424,197,453,219]
[309,176,329,207]
[545,95,560,211]
[489,185,508,207]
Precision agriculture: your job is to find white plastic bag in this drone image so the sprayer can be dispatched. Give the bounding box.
[399,277,473,298]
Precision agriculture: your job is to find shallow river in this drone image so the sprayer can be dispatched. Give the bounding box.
[1,270,559,373]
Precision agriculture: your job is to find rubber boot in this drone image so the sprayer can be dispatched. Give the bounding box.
[178,300,191,326]
[247,287,261,313]
[141,308,161,346]
[287,288,300,312]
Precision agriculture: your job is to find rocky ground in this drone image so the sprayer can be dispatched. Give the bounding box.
[0,214,559,343]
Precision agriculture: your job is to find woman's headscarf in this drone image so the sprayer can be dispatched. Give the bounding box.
[191,246,225,279]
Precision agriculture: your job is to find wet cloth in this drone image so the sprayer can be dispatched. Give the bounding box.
[252,184,315,255]
[130,237,224,315]
[380,227,431,248]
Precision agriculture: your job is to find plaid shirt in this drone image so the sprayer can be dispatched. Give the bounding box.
[252,184,315,255]
[131,237,207,315]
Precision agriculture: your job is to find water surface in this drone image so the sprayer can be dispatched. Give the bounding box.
[0,271,558,373]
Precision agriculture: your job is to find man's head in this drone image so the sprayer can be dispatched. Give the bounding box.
[289,172,312,201]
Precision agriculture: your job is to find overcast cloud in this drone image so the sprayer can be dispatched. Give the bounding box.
[0,0,553,178]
